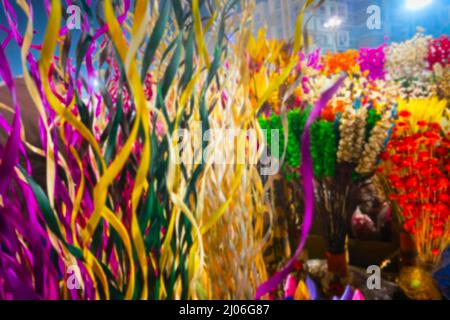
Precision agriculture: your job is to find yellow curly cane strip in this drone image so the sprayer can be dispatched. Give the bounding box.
[58,121,110,297]
[39,0,105,172]
[193,0,210,68]
[204,0,219,32]
[77,3,140,241]
[170,193,205,294]
[191,17,304,295]
[162,79,199,248]
[38,0,111,299]
[16,0,57,208]
[292,0,315,53]
[59,121,136,299]
[0,102,13,113]
[197,0,303,236]
[178,73,201,126]
[13,0,93,291]
[131,0,148,36]
[200,57,298,235]
[64,149,84,245]
[160,73,209,298]
[14,166,103,298]
[103,208,136,300]
[129,1,152,301]
[159,206,178,281]
[166,75,201,195]
[102,0,150,299]
[82,247,110,299]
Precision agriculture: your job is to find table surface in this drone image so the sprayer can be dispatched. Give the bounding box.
[306,259,404,300]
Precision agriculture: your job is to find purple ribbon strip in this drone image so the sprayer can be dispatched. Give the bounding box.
[0,45,21,195]
[255,75,345,299]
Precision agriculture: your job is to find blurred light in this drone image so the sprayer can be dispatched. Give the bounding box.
[324,16,343,29]
[406,0,432,10]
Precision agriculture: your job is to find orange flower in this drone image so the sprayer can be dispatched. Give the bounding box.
[320,99,346,121]
[323,50,360,76]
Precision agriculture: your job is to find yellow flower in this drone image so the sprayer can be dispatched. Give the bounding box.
[293,86,303,98]
[268,89,280,112]
[249,65,269,107]
[247,28,284,68]
[397,97,447,133]
[247,29,270,67]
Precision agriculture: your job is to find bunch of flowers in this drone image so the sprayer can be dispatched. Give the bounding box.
[323,50,360,76]
[0,0,290,300]
[428,35,450,100]
[247,30,304,115]
[254,19,450,301]
[261,90,394,297]
[378,98,450,266]
[385,30,432,82]
[385,30,434,99]
[337,104,368,163]
[358,45,386,81]
[427,35,450,69]
[314,98,395,254]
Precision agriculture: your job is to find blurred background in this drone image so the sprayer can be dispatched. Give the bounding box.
[252,0,450,51]
[2,0,449,75]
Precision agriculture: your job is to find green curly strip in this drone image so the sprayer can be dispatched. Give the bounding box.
[311,120,337,178]
[365,108,382,141]
[258,109,305,169]
[258,108,337,180]
[258,107,338,179]
[259,107,382,181]
[270,114,284,160]
[286,109,302,168]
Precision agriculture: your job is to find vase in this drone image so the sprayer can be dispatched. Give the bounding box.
[326,251,349,278]
[398,260,442,300]
[322,249,350,297]
[399,231,418,267]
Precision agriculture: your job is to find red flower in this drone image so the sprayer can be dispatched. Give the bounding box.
[432,249,441,256]
[427,35,450,68]
[399,110,411,118]
[404,219,415,234]
[405,177,419,189]
[432,226,444,238]
[391,154,401,164]
[379,118,450,257]
[436,147,447,156]
[417,120,427,127]
[429,122,441,131]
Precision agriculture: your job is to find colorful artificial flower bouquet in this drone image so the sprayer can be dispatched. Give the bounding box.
[378,98,449,299]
